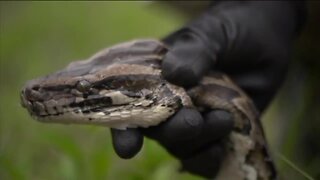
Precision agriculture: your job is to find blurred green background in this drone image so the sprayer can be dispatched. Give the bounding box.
[0,1,319,180]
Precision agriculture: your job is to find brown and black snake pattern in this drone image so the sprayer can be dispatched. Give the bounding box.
[21,39,276,179]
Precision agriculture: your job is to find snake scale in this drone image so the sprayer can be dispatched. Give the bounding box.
[21,39,276,179]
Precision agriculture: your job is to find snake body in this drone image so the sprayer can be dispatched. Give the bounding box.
[21,39,276,179]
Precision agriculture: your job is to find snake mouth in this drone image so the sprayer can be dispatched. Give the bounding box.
[20,83,149,120]
[21,93,115,118]
[20,84,177,129]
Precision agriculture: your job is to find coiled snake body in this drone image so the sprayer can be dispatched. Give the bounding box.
[21,39,276,179]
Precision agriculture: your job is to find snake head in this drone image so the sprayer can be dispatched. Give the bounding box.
[21,39,183,129]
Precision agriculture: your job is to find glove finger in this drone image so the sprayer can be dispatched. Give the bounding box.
[178,110,232,177]
[180,142,225,178]
[201,110,234,142]
[146,109,232,159]
[142,107,203,144]
[141,108,203,159]
[110,128,143,159]
[162,32,213,88]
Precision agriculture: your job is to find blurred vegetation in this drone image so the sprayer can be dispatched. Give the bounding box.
[0,2,198,180]
[0,1,319,180]
[271,2,320,179]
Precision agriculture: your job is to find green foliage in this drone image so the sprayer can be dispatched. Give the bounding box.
[0,2,200,180]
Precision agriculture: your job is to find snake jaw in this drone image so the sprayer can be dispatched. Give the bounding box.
[26,95,179,129]
[21,74,182,129]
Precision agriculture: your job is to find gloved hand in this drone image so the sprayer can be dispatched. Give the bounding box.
[111,1,306,178]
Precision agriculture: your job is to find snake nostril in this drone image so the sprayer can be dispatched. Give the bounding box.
[24,88,32,99]
[23,87,42,101]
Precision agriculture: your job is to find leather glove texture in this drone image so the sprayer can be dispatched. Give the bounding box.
[111,1,306,178]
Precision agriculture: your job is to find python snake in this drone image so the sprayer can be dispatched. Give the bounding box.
[21,39,276,179]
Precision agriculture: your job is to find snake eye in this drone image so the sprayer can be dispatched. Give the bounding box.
[76,80,91,92]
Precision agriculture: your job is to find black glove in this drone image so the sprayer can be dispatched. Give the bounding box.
[111,1,306,178]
